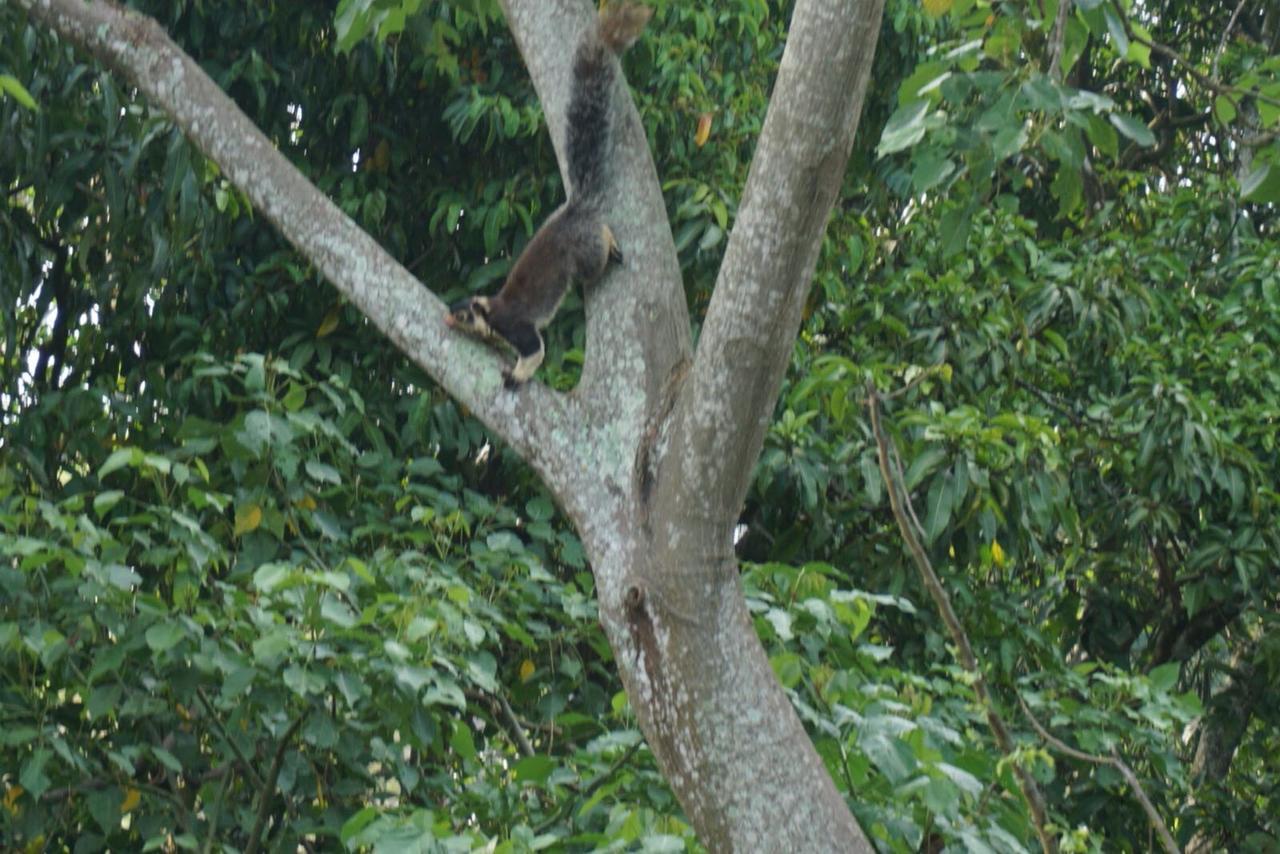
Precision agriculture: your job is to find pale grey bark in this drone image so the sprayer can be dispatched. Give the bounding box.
[615,1,885,847]
[21,0,886,848]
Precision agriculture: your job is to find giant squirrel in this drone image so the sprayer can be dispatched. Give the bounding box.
[445,3,651,388]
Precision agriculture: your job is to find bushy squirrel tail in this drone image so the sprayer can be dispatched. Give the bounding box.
[565,3,650,205]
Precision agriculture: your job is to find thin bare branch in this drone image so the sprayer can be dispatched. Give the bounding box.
[466,688,536,758]
[866,383,1056,853]
[1213,0,1251,79]
[1111,1,1280,110]
[1046,0,1074,80]
[1019,697,1178,854]
[243,710,309,854]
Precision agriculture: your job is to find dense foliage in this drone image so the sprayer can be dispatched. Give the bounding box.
[2,0,1276,851]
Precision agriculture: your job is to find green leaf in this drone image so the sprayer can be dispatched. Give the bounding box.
[923,473,954,544]
[253,562,294,592]
[340,806,379,844]
[765,608,794,641]
[912,150,956,192]
[152,746,183,774]
[878,101,930,157]
[20,749,53,801]
[334,0,376,52]
[93,490,125,517]
[1259,84,1280,128]
[145,621,185,653]
[0,73,38,110]
[99,447,139,478]
[1085,114,1119,159]
[923,776,958,815]
[1103,7,1129,57]
[282,382,308,411]
[1149,661,1180,694]
[900,62,950,102]
[698,224,724,252]
[512,754,556,785]
[284,664,326,696]
[87,788,122,833]
[904,447,948,491]
[395,665,433,692]
[770,652,804,689]
[1109,113,1155,147]
[305,459,342,485]
[1241,162,1280,203]
[101,563,142,591]
[450,721,477,760]
[320,596,358,628]
[939,205,972,257]
[252,629,294,666]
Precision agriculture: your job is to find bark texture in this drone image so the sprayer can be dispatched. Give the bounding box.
[21,0,886,848]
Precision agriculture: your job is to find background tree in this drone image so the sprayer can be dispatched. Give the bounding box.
[3,0,1278,852]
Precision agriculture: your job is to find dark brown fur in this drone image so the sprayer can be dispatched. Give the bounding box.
[446,4,648,387]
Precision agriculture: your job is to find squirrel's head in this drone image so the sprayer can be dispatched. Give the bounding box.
[445,296,493,338]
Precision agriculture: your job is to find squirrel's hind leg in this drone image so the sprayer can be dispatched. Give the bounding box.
[603,223,623,266]
[501,323,545,389]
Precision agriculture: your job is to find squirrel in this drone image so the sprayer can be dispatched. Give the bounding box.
[445,3,651,388]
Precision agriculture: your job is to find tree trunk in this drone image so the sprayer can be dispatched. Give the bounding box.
[18,0,886,848]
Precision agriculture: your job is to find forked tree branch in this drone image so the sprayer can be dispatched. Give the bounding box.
[15,0,589,497]
[1019,697,1178,854]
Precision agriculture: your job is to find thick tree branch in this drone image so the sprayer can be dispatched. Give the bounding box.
[665,0,884,528]
[16,0,589,498]
[1147,597,1243,667]
[1185,639,1264,852]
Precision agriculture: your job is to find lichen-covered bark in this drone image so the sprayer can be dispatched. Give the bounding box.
[22,0,886,849]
